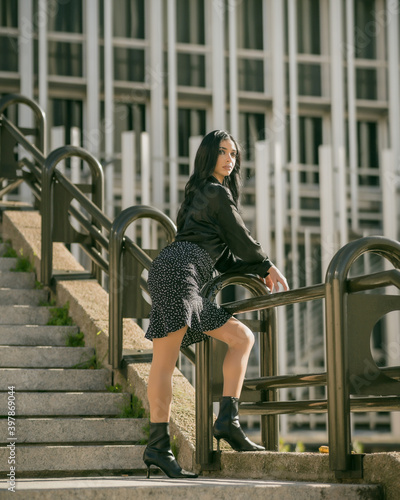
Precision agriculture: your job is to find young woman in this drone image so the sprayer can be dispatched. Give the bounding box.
[143,130,288,478]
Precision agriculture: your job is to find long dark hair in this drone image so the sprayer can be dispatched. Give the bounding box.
[177,130,242,231]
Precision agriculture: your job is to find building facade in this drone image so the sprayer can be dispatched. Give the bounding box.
[1,0,399,445]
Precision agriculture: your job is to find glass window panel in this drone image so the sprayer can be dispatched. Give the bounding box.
[298,63,322,96]
[356,68,377,100]
[177,53,205,87]
[114,47,145,81]
[354,0,377,59]
[178,108,206,175]
[238,58,264,92]
[299,116,322,184]
[49,98,83,150]
[48,0,83,33]
[236,0,263,50]
[357,120,379,186]
[176,0,205,44]
[0,36,18,71]
[239,112,265,162]
[48,42,83,77]
[0,1,18,27]
[296,0,321,54]
[113,0,145,39]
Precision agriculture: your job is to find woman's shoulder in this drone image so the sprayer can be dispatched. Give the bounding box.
[204,177,234,201]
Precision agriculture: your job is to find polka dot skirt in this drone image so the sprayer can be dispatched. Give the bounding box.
[145,241,232,348]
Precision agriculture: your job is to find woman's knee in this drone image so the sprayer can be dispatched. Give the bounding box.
[222,320,255,351]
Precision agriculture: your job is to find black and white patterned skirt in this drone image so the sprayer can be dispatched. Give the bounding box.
[145,241,232,348]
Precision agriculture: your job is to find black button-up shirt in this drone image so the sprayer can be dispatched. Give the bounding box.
[175,177,273,277]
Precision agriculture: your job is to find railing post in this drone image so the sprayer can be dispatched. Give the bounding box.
[0,94,47,156]
[41,146,104,286]
[197,274,278,468]
[108,206,176,369]
[325,235,400,476]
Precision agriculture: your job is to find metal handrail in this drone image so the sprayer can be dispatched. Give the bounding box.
[197,236,400,478]
[108,205,177,369]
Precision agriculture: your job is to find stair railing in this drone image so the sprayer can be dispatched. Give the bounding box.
[197,236,400,479]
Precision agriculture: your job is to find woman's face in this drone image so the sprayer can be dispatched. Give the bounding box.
[212,138,237,183]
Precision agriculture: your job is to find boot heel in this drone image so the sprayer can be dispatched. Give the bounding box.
[146,465,151,479]
[216,438,221,453]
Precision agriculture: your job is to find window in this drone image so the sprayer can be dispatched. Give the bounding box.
[177,53,205,87]
[48,0,83,33]
[114,47,145,81]
[0,1,17,27]
[354,0,377,60]
[356,68,377,100]
[239,112,265,163]
[178,108,206,176]
[0,36,18,71]
[48,42,83,77]
[357,120,379,186]
[236,0,263,50]
[113,0,145,39]
[238,59,264,92]
[296,0,321,55]
[177,0,205,44]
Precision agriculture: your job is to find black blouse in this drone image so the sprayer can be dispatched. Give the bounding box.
[175,177,273,277]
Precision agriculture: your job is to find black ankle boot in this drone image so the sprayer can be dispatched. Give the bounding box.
[143,422,198,478]
[213,396,265,452]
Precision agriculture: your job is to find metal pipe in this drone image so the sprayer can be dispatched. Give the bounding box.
[325,236,400,473]
[108,205,176,369]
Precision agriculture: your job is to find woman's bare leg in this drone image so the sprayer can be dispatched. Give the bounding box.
[147,327,187,422]
[207,318,254,398]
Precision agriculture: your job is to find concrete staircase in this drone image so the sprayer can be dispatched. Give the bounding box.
[0,244,148,478]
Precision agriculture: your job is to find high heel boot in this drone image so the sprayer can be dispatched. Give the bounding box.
[143,422,198,478]
[213,396,265,452]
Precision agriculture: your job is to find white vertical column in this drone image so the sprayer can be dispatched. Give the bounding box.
[319,145,336,277]
[104,0,114,218]
[150,0,164,211]
[288,0,301,392]
[85,0,100,156]
[189,136,203,174]
[141,132,151,249]
[228,0,238,138]
[167,0,178,219]
[50,127,66,174]
[38,0,48,114]
[271,0,288,436]
[345,0,358,234]
[381,148,400,438]
[122,131,136,240]
[329,0,346,246]
[338,146,347,247]
[271,0,287,225]
[387,0,400,182]
[211,0,226,129]
[255,141,271,254]
[18,0,34,203]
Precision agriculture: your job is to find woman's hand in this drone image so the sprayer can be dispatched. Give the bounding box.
[262,265,289,293]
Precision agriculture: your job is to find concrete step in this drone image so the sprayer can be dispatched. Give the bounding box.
[0,325,79,346]
[0,305,50,325]
[0,477,384,499]
[0,444,146,476]
[0,417,147,444]
[0,345,95,368]
[0,368,111,391]
[0,288,49,305]
[0,257,17,271]
[0,271,35,289]
[0,391,129,417]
